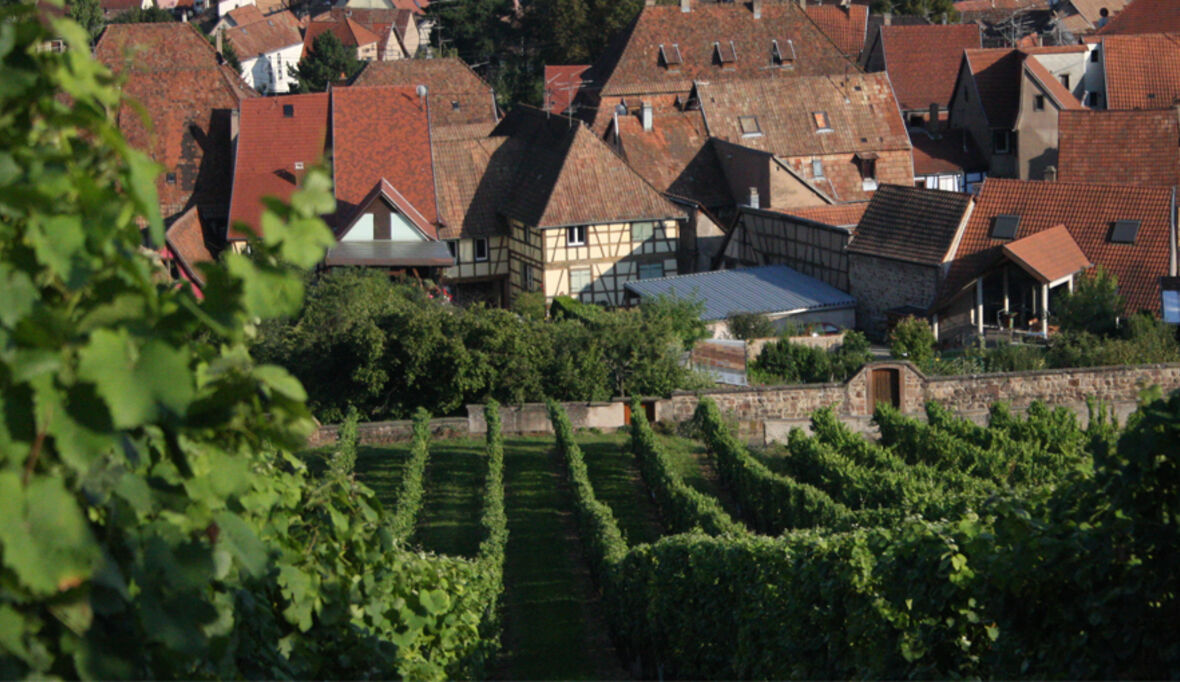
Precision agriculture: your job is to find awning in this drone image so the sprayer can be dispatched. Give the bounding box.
[324,240,455,267]
[1001,225,1091,285]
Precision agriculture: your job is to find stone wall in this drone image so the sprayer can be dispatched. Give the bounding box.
[308,362,1180,447]
[847,252,938,337]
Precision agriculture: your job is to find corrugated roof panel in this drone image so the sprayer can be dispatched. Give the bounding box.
[624,264,855,321]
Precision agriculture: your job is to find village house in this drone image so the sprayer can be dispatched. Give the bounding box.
[934,178,1177,342]
[217,0,287,18]
[227,86,452,280]
[94,23,255,243]
[861,23,981,126]
[436,108,687,307]
[947,47,1084,180]
[845,184,974,336]
[304,7,422,62]
[694,72,914,208]
[718,201,867,291]
[222,9,303,94]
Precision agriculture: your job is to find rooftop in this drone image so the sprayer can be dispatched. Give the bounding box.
[228,93,331,239]
[624,263,856,321]
[352,58,499,128]
[94,23,256,223]
[1101,33,1180,110]
[1097,0,1180,34]
[804,4,868,59]
[587,0,855,102]
[848,184,972,265]
[942,178,1175,315]
[225,10,302,57]
[873,23,981,111]
[781,201,869,229]
[1057,108,1180,186]
[909,128,987,176]
[1001,224,1091,284]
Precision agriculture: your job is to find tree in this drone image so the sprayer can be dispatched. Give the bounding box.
[0,7,491,678]
[66,0,103,41]
[870,0,958,22]
[1055,266,1123,337]
[889,315,936,367]
[289,31,362,93]
[427,0,514,65]
[727,311,776,341]
[109,5,174,22]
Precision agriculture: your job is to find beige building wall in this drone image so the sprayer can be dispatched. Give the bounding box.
[1015,73,1067,181]
[542,219,679,307]
[443,235,508,280]
[357,40,378,61]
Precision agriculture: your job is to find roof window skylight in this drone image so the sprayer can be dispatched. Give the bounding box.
[991,214,1020,240]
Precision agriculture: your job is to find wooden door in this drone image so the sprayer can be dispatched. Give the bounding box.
[869,368,901,411]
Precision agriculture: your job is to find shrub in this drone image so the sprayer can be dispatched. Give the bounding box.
[752,338,833,383]
[727,311,776,340]
[889,315,936,367]
[1055,266,1123,336]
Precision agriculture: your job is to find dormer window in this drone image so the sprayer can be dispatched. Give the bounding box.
[659,43,683,69]
[991,214,1020,240]
[1110,219,1140,244]
[714,40,737,66]
[294,161,304,170]
[771,39,795,66]
[738,115,762,137]
[856,152,878,191]
[812,111,832,132]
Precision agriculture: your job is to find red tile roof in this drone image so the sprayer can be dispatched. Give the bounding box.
[1057,108,1180,186]
[94,23,256,224]
[612,103,732,207]
[876,23,981,111]
[1002,224,1091,283]
[696,72,910,157]
[783,201,869,228]
[492,108,686,228]
[164,206,214,288]
[225,10,301,57]
[545,65,591,115]
[588,0,855,102]
[302,18,380,58]
[1101,33,1180,109]
[228,93,330,238]
[331,85,438,226]
[226,4,265,26]
[943,178,1174,315]
[432,135,517,239]
[1097,0,1177,34]
[351,58,499,128]
[312,7,417,59]
[804,4,868,58]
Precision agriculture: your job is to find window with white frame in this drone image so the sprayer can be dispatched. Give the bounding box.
[812,159,825,179]
[567,225,587,246]
[569,267,592,296]
[446,240,459,262]
[474,237,489,261]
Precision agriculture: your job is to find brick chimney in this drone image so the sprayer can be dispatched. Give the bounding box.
[1043,165,1057,182]
[680,0,691,12]
[753,0,762,19]
[748,187,760,209]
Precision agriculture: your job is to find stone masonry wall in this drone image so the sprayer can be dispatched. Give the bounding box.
[308,363,1180,446]
[847,253,938,336]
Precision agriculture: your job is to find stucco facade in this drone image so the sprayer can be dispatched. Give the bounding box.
[239,42,301,94]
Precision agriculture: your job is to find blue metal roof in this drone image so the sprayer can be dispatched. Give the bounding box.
[623,264,856,321]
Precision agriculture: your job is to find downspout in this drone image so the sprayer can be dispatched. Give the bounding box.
[1171,185,1177,276]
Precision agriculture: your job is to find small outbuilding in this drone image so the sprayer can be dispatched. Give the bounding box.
[623,264,856,338]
